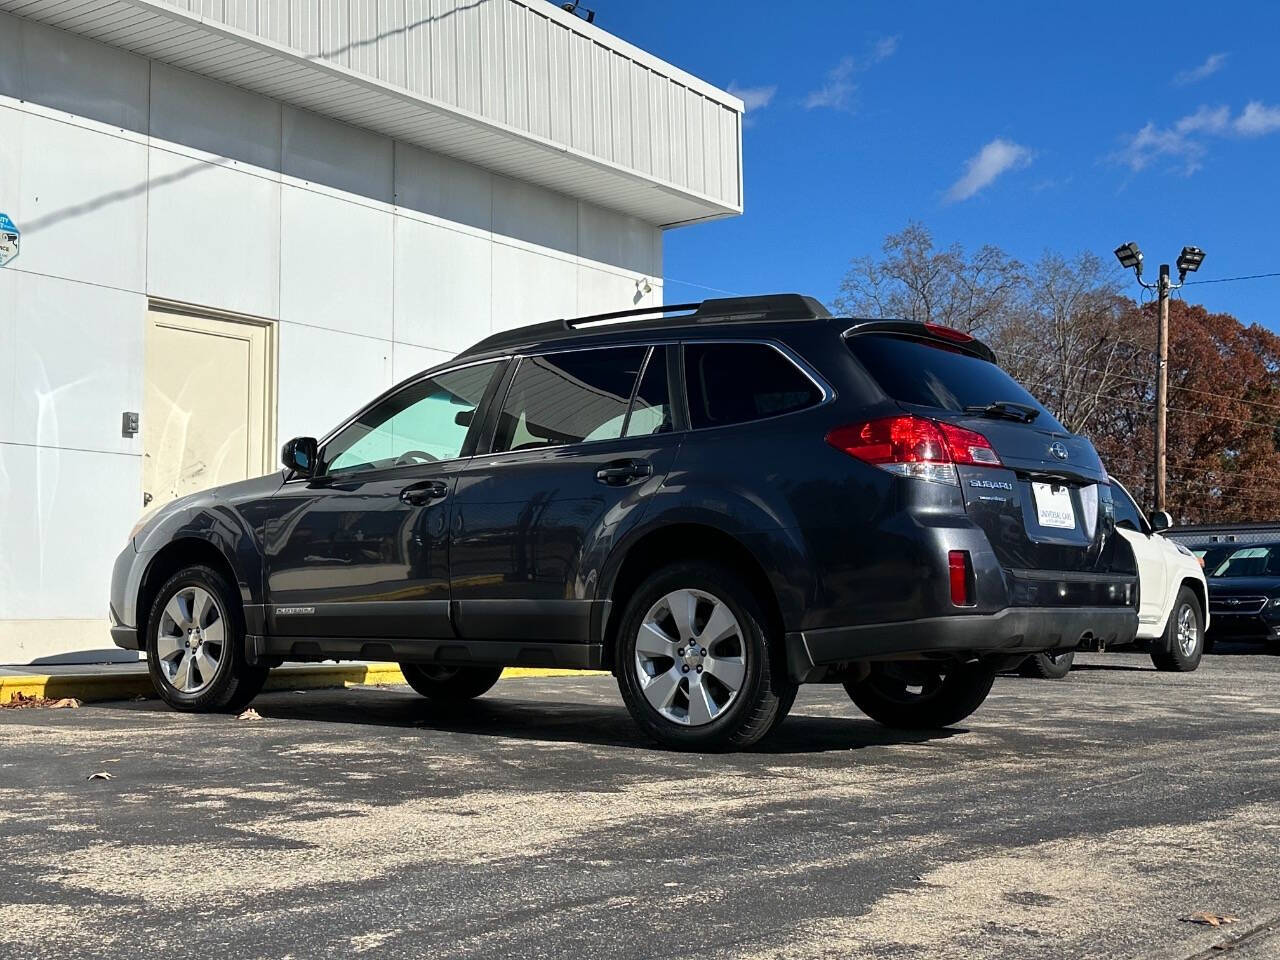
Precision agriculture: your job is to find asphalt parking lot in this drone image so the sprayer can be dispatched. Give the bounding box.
[2,646,1278,960]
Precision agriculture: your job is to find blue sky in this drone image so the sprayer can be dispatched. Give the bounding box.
[595,2,1280,329]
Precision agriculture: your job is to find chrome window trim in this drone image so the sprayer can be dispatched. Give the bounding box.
[282,355,510,483]
[475,337,834,463]
[680,337,835,430]
[485,343,656,459]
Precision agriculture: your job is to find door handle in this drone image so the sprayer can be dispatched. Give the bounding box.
[595,459,653,486]
[400,479,448,505]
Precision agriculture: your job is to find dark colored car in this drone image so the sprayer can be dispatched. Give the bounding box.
[1166,524,1280,649]
[110,294,1137,749]
[1201,542,1280,644]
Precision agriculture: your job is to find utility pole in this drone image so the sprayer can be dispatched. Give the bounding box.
[1113,243,1205,515]
[1154,264,1170,512]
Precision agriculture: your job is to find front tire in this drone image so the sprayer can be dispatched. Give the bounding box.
[146,565,267,712]
[1151,588,1204,672]
[616,562,794,751]
[1017,649,1076,680]
[844,660,996,729]
[399,664,504,701]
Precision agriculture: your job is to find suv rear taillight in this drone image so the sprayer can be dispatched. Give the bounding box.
[825,415,1002,485]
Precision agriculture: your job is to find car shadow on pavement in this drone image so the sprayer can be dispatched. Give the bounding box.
[234,690,960,754]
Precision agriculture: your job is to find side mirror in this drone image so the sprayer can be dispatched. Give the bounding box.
[1148,510,1172,532]
[282,436,319,477]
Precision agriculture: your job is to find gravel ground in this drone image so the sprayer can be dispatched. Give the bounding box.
[1,645,1277,960]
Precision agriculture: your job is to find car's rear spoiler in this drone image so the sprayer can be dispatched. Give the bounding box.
[841,319,998,364]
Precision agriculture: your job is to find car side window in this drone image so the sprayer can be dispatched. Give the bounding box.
[1109,481,1148,533]
[493,346,648,453]
[323,362,500,475]
[623,346,673,437]
[685,342,822,429]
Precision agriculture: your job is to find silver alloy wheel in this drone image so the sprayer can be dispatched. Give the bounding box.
[634,588,746,726]
[154,585,225,694]
[1176,602,1199,658]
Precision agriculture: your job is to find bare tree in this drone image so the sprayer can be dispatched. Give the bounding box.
[834,221,1024,335]
[992,251,1141,434]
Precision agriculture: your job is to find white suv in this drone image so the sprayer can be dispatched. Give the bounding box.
[1020,479,1208,678]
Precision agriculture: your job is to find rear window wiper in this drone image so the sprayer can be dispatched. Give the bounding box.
[964,401,1040,423]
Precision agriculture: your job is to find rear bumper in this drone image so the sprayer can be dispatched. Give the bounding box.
[786,605,1138,682]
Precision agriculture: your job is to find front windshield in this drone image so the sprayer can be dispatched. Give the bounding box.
[1210,544,1280,578]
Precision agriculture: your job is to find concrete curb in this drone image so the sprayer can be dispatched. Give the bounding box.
[0,664,607,705]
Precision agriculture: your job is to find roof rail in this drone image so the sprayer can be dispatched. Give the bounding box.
[567,293,830,328]
[457,293,831,357]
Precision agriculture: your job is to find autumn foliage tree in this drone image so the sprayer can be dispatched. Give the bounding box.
[837,224,1280,522]
[1095,301,1280,523]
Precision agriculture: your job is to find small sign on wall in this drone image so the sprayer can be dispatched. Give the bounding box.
[0,212,19,266]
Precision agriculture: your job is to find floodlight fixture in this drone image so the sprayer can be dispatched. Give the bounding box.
[1114,241,1144,275]
[1176,245,1205,280]
[561,1,595,22]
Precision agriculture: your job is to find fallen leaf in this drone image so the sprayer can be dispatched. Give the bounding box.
[1180,913,1241,927]
[236,708,262,721]
[86,772,114,781]
[2,692,82,710]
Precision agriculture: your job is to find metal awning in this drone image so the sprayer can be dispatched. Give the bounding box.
[0,0,743,227]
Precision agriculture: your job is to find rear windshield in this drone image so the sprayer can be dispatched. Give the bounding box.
[846,333,1063,431]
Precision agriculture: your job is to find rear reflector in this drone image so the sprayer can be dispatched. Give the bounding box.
[825,415,1002,485]
[949,550,972,606]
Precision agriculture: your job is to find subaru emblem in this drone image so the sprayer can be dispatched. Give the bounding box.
[1049,441,1068,461]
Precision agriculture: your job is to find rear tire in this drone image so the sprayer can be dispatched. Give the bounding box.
[1017,649,1076,680]
[1151,587,1204,672]
[844,660,996,729]
[399,663,503,701]
[616,562,795,751]
[145,564,268,712]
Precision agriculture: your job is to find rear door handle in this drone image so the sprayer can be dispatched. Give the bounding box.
[400,479,449,505]
[596,459,652,486]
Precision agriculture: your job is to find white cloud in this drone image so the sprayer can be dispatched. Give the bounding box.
[727,83,777,113]
[871,35,900,61]
[803,35,899,111]
[1173,52,1228,86]
[1175,104,1229,134]
[1114,101,1280,174]
[944,138,1033,203]
[803,56,858,110]
[1116,122,1206,174]
[1235,101,1280,136]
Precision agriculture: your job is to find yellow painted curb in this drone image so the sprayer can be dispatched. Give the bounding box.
[0,663,608,704]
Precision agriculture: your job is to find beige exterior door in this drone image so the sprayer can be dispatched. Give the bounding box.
[142,306,276,512]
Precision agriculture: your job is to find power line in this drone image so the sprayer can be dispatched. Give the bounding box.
[1001,349,1280,412]
[1184,271,1280,286]
[1101,455,1280,491]
[1106,478,1280,509]
[661,276,743,297]
[1018,379,1280,430]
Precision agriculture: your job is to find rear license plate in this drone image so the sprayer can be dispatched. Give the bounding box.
[1032,482,1075,529]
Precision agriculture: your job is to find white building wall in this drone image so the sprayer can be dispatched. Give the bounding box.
[0,11,663,663]
[148,0,744,213]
